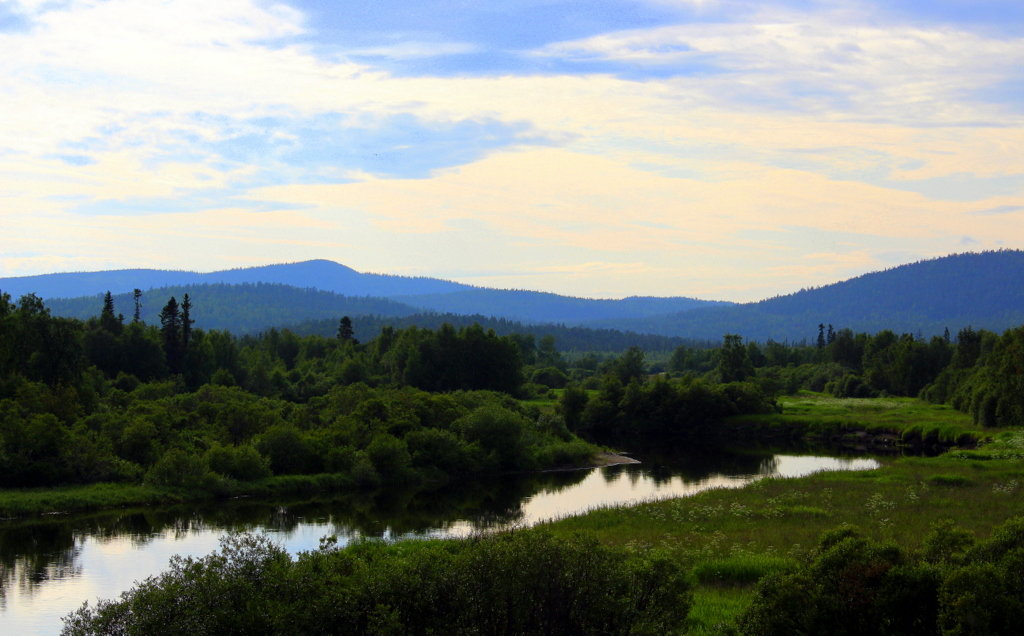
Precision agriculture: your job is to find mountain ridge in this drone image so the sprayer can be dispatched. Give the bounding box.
[587,250,1024,341]
[6,250,1024,341]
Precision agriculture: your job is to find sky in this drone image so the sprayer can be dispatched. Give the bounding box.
[1,0,1022,301]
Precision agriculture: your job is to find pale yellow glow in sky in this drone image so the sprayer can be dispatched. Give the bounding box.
[1,0,1022,300]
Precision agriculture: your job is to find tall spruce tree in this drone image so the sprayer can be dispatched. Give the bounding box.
[181,294,194,351]
[337,316,356,343]
[99,291,121,334]
[159,297,183,373]
[132,288,142,323]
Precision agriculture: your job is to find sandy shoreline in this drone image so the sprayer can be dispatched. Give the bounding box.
[540,452,640,473]
[590,451,641,467]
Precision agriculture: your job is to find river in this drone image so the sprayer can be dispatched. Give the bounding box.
[0,448,878,634]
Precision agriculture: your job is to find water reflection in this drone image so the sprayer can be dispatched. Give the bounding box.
[0,448,877,634]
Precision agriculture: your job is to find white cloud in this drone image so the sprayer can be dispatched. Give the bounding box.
[1,0,1022,298]
[533,16,1024,124]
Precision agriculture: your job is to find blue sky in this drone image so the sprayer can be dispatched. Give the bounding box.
[1,0,1022,300]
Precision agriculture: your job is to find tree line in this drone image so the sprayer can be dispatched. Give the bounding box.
[0,292,594,489]
[663,324,1024,428]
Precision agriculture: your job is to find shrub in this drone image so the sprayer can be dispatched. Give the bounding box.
[256,425,318,475]
[145,449,213,490]
[206,444,271,481]
[63,530,692,635]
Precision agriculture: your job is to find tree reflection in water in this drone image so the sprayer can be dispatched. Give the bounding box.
[0,445,877,631]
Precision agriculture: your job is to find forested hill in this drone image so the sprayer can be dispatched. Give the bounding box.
[393,289,726,325]
[13,250,1024,342]
[591,250,1024,341]
[287,313,704,353]
[45,284,420,335]
[0,259,475,300]
[43,283,706,351]
[5,259,728,327]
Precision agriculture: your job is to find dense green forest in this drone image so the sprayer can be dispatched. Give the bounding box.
[0,291,604,491]
[4,287,1024,495]
[664,323,1024,429]
[5,285,1024,634]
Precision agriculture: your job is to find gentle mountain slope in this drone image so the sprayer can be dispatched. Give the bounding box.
[394,289,726,325]
[592,250,1024,341]
[45,282,703,351]
[45,283,420,335]
[11,250,1024,342]
[0,259,475,300]
[3,259,727,327]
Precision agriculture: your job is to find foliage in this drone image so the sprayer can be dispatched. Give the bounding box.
[735,517,1024,635]
[577,375,778,439]
[62,530,693,635]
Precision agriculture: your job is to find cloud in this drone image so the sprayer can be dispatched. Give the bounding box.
[239,146,1024,298]
[532,12,1024,123]
[969,205,1024,216]
[2,0,1023,299]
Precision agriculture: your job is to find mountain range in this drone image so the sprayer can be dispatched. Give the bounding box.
[3,250,1023,344]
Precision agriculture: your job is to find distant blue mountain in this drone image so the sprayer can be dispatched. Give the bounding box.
[1,260,725,328]
[0,260,473,300]
[11,251,1018,342]
[589,250,1024,341]
[44,283,421,334]
[41,283,710,351]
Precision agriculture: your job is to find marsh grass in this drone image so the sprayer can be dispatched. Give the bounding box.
[685,587,754,635]
[691,554,797,585]
[0,473,357,517]
[728,392,991,444]
[0,483,175,518]
[546,402,1024,630]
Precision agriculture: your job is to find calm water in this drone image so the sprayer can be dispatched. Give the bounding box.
[1,449,877,634]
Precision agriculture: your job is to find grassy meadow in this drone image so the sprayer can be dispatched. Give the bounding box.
[542,394,1024,631]
[726,391,991,446]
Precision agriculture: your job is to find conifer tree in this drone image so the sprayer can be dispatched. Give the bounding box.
[181,294,194,351]
[132,288,142,323]
[337,316,356,343]
[99,291,121,333]
[159,297,183,373]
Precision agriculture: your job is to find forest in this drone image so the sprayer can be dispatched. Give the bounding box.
[3,288,1024,494]
[4,287,1024,634]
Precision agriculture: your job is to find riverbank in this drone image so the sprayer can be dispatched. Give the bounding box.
[544,427,1024,633]
[721,392,990,452]
[0,451,629,518]
[0,472,359,519]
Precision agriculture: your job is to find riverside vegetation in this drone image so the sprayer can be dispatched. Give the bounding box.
[3,288,1024,633]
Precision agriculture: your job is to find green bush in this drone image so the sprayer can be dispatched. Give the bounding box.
[205,444,271,481]
[256,425,319,475]
[736,518,1024,635]
[63,530,692,635]
[145,449,213,490]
